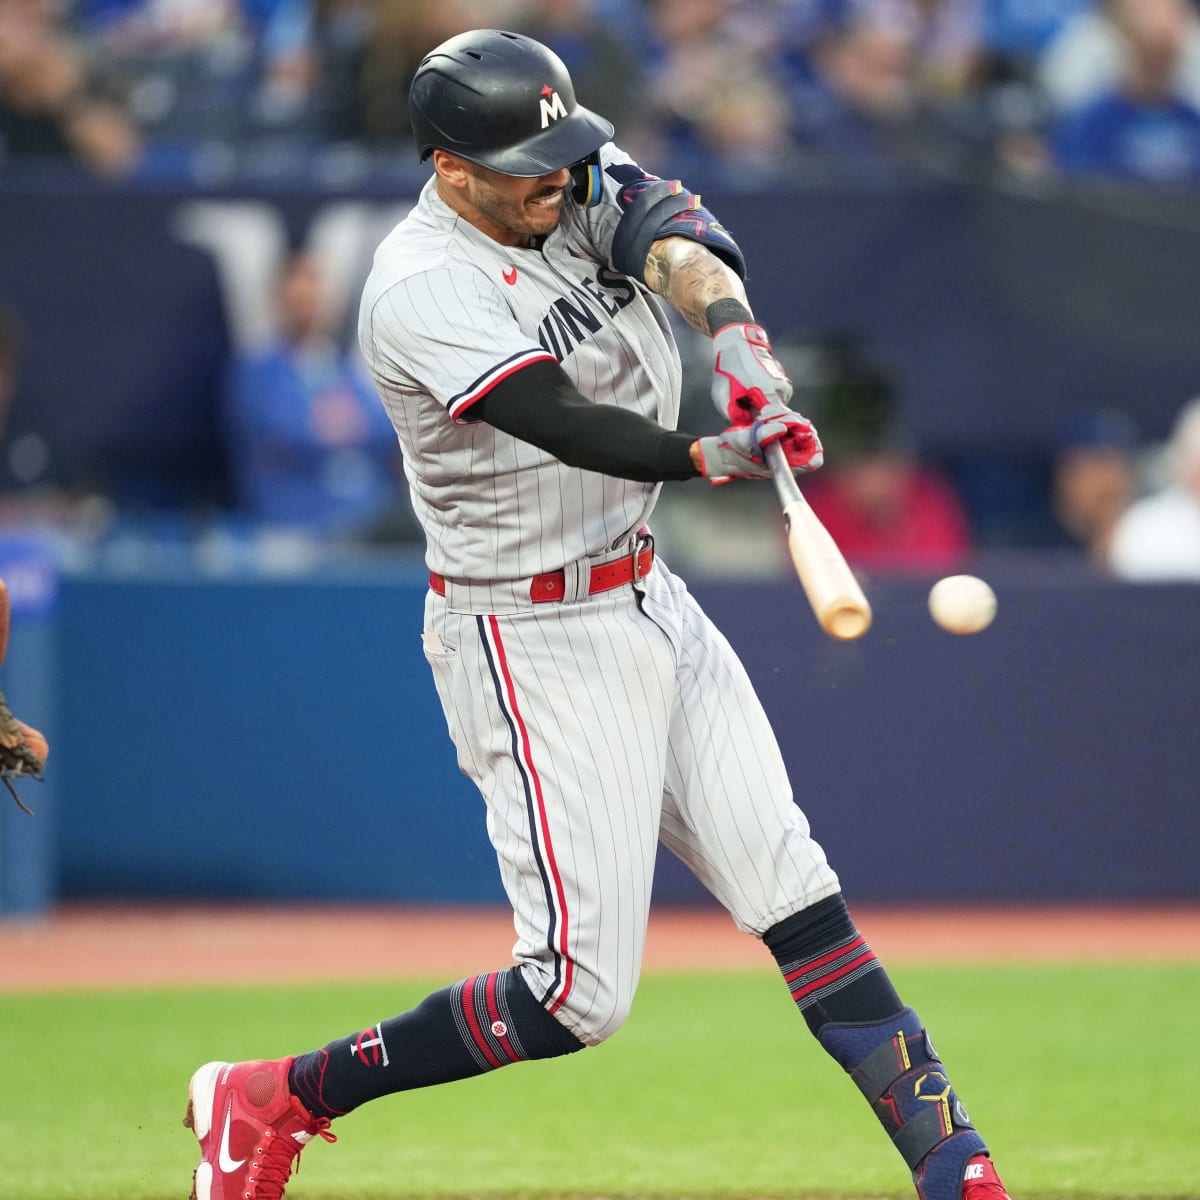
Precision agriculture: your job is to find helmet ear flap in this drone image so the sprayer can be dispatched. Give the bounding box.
[570,151,603,207]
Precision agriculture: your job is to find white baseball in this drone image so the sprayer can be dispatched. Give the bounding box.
[928,575,996,635]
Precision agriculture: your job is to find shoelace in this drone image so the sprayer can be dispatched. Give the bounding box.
[964,1180,1011,1200]
[251,1100,336,1199]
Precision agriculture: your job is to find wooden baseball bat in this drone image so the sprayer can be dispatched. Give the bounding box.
[765,442,872,641]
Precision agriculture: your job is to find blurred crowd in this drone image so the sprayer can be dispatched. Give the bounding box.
[4,0,1200,581]
[5,0,1200,188]
[10,266,1200,581]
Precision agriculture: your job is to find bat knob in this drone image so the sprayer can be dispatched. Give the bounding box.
[824,602,872,641]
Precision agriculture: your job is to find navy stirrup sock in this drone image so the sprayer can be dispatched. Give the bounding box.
[766,895,988,1200]
[289,967,583,1119]
[765,892,903,1032]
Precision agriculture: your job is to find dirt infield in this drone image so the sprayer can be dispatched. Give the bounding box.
[1,902,1198,991]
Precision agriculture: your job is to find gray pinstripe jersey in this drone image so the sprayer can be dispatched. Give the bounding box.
[357,143,682,581]
[383,142,842,1044]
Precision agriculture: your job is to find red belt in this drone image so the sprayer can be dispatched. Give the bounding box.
[430,539,654,604]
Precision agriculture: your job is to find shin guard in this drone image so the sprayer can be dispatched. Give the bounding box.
[819,1007,987,1200]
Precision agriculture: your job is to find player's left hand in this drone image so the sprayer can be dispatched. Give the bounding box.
[710,321,793,426]
[752,401,824,473]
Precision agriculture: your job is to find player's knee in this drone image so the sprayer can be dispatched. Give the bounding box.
[520,961,635,1046]
[560,1000,632,1046]
[568,988,634,1046]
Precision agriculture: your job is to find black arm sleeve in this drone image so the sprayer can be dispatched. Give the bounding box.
[472,359,699,482]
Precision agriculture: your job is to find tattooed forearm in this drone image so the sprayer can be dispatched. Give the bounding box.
[643,237,749,334]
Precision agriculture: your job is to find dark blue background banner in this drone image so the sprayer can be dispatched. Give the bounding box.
[53,564,1200,906]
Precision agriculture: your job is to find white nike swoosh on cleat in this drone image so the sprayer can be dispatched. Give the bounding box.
[217,1096,247,1172]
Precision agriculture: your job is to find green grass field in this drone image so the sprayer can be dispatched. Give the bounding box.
[2,964,1196,1200]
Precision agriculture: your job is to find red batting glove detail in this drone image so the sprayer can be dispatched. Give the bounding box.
[713,357,768,426]
[779,428,823,471]
[711,323,792,428]
[751,405,824,472]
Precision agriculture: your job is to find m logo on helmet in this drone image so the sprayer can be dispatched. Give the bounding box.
[539,85,568,129]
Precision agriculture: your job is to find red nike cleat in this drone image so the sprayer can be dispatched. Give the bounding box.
[961,1154,1013,1200]
[183,1058,336,1200]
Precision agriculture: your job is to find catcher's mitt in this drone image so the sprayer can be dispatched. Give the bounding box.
[0,578,49,815]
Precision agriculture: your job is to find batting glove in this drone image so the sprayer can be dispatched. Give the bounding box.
[695,406,821,485]
[752,401,824,473]
[710,321,793,427]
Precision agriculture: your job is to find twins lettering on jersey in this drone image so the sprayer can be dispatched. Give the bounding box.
[533,267,636,362]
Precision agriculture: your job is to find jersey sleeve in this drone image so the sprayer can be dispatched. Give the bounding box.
[364,265,555,423]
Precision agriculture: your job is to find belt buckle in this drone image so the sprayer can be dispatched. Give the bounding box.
[633,531,654,582]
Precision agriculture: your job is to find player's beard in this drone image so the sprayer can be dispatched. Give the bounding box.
[467,174,565,245]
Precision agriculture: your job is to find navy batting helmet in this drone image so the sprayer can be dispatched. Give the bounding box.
[408,29,614,177]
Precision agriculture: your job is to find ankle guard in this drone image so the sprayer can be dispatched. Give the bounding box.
[819,1008,987,1200]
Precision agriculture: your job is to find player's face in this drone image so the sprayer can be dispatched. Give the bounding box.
[458,162,572,246]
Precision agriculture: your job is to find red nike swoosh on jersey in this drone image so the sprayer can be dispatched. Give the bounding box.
[502,266,518,285]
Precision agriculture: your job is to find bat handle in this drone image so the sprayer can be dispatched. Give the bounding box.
[764,440,803,505]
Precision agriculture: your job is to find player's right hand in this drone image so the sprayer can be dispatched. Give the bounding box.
[710,321,793,426]
[694,407,823,485]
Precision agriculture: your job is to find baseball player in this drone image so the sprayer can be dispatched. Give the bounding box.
[183,30,1014,1200]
